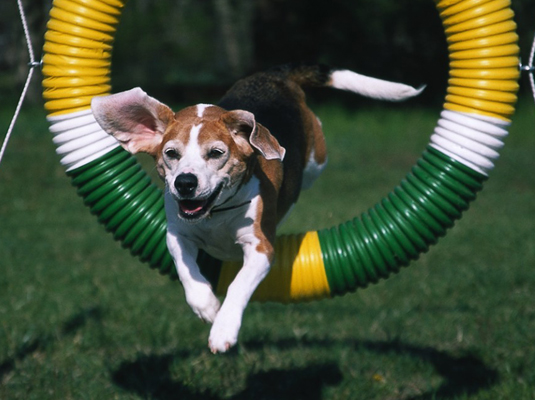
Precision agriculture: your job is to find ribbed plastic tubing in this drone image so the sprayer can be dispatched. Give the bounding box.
[42,0,520,302]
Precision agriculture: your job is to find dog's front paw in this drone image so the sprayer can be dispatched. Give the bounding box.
[208,309,242,354]
[185,286,221,324]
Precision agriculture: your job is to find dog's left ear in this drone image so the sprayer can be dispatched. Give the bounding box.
[222,110,286,161]
[91,88,175,156]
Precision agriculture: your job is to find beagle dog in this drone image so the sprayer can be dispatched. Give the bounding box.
[91,64,422,353]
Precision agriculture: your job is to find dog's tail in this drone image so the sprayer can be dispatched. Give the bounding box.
[279,63,424,102]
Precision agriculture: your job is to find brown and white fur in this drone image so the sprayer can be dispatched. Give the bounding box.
[91,64,422,353]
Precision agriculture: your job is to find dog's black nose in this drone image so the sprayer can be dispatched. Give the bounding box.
[175,173,198,196]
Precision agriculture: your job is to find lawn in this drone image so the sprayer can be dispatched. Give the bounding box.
[1,97,534,399]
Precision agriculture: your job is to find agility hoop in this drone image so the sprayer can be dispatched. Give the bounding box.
[42,0,520,302]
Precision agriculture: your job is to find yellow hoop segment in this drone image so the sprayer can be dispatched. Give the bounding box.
[217,232,329,303]
[437,0,519,120]
[42,0,121,116]
[441,0,512,24]
[52,0,121,24]
[448,33,519,51]
[448,78,519,91]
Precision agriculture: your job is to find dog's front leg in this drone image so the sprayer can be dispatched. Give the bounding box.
[166,229,221,323]
[208,239,272,353]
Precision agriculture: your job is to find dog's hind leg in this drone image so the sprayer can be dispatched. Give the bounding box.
[302,112,328,191]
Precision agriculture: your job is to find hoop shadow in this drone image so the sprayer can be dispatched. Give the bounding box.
[246,337,499,400]
[111,337,498,400]
[111,354,342,400]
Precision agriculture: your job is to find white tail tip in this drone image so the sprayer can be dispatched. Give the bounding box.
[330,69,425,102]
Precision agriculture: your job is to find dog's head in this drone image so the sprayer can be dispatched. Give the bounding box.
[91,88,285,222]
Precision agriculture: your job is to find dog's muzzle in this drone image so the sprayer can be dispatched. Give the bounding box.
[174,174,223,220]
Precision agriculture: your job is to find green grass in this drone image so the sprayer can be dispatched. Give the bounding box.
[1,98,534,399]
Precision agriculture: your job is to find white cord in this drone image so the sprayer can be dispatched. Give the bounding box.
[0,0,40,166]
[18,0,36,63]
[526,32,535,104]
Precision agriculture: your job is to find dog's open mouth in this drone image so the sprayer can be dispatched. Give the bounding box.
[177,184,223,220]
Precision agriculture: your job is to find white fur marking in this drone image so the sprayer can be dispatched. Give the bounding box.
[189,123,202,144]
[330,70,424,102]
[169,123,205,187]
[182,124,202,168]
[196,104,211,118]
[302,149,327,190]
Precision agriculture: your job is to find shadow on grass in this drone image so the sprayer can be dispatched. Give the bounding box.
[111,354,342,400]
[1,307,497,399]
[111,338,498,400]
[359,340,500,400]
[246,338,499,400]
[0,306,102,381]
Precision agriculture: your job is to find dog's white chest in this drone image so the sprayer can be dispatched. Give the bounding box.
[183,220,245,261]
[165,180,261,262]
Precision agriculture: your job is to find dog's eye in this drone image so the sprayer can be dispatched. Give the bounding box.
[165,148,180,159]
[208,148,225,159]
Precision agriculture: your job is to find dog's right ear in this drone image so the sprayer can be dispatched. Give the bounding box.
[91,88,175,156]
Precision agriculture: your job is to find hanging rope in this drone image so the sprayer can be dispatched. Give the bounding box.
[0,0,41,166]
[520,32,535,104]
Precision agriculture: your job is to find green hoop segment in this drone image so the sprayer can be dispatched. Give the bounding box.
[42,0,520,302]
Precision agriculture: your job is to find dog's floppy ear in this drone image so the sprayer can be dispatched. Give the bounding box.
[91,88,175,156]
[222,110,286,161]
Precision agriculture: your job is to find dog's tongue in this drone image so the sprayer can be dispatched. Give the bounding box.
[180,200,206,214]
